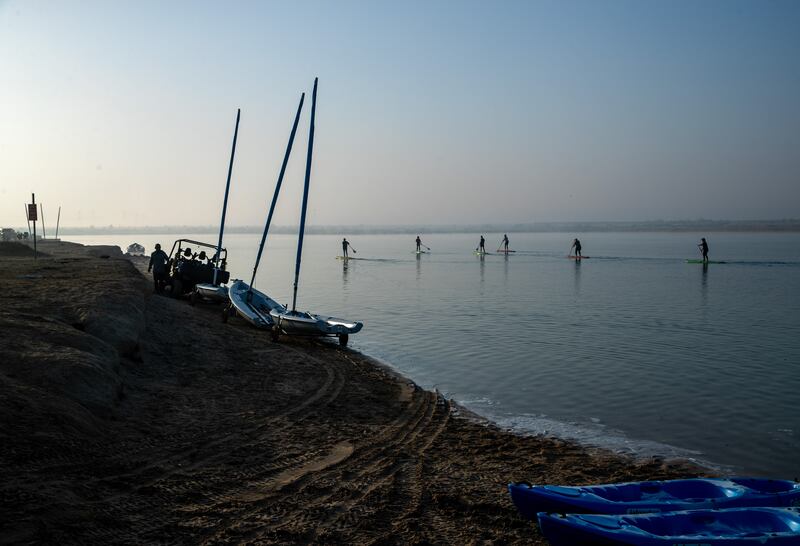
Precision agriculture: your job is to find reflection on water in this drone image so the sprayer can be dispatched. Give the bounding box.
[66,231,800,477]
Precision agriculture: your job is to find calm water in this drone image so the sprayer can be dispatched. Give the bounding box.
[68,231,800,477]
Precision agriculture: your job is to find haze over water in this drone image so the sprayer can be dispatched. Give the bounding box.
[71,231,800,478]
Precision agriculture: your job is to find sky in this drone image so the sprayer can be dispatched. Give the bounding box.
[1,0,799,228]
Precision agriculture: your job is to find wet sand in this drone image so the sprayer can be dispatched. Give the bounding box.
[0,241,703,544]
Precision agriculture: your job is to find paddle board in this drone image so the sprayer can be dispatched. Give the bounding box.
[414,250,428,254]
[496,249,516,253]
[474,251,492,256]
[687,259,726,264]
[335,255,364,261]
[568,255,590,259]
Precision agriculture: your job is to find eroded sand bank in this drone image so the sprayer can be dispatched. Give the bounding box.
[0,241,702,544]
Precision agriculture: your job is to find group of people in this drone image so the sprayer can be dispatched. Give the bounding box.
[148,236,713,294]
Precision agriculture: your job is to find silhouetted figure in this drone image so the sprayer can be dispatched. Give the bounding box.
[342,238,353,258]
[698,238,709,263]
[502,234,509,252]
[148,243,169,293]
[416,236,422,252]
[571,238,582,258]
[478,235,486,253]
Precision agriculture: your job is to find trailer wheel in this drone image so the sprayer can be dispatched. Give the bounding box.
[339,334,349,347]
[270,327,280,342]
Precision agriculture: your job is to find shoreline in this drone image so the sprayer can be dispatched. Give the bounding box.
[350,348,723,476]
[1,240,706,544]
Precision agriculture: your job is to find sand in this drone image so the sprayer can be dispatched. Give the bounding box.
[0,240,703,544]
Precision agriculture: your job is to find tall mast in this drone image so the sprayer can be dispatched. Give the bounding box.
[249,93,305,294]
[291,77,317,312]
[24,204,31,235]
[214,108,241,284]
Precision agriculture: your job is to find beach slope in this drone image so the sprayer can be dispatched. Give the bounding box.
[0,241,701,544]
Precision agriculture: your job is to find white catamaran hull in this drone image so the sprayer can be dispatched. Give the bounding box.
[193,283,229,303]
[269,309,363,337]
[228,279,285,328]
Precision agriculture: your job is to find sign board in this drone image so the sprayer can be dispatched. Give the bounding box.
[28,204,38,221]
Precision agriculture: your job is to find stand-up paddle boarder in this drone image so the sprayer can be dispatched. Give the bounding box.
[570,238,582,259]
[499,234,509,253]
[342,238,356,258]
[698,237,709,263]
[478,235,486,253]
[416,236,430,253]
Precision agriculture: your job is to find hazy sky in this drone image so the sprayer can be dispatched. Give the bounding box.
[1,0,799,228]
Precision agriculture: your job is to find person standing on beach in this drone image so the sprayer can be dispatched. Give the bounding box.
[698,237,709,263]
[478,235,486,253]
[416,236,422,252]
[148,243,169,293]
[571,238,582,258]
[342,238,354,258]
[501,234,509,252]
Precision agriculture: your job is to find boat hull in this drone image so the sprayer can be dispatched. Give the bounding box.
[228,280,284,328]
[270,309,363,337]
[509,478,800,519]
[537,507,800,546]
[194,283,229,302]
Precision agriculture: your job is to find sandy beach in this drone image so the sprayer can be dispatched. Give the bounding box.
[0,241,703,544]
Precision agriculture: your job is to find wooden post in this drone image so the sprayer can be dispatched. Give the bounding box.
[31,193,37,259]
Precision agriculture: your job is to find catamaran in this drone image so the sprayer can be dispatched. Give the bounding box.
[269,78,363,346]
[225,93,305,327]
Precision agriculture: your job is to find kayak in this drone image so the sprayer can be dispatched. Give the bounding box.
[537,507,800,546]
[687,259,727,264]
[508,478,800,519]
[269,308,363,346]
[226,279,285,328]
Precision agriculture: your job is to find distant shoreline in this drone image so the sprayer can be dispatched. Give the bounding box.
[13,219,800,236]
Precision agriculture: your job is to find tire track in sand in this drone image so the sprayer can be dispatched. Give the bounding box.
[207,385,451,543]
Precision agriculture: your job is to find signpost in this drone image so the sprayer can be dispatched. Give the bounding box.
[29,194,37,259]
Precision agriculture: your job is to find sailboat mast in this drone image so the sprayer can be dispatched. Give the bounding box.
[291,77,318,312]
[249,93,305,293]
[214,108,241,284]
[55,206,61,240]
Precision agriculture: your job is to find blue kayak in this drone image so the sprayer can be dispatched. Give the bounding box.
[509,478,800,519]
[537,507,800,546]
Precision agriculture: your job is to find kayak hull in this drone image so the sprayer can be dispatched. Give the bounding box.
[537,507,800,546]
[509,478,800,519]
[228,279,285,328]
